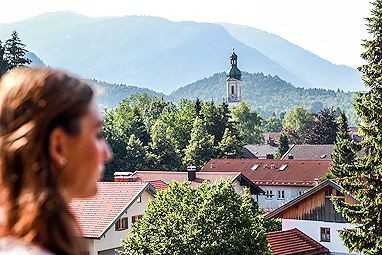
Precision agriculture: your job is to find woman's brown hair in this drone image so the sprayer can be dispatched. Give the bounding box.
[0,68,94,254]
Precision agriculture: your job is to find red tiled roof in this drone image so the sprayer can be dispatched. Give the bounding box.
[147,179,169,191]
[129,171,241,186]
[201,159,331,186]
[268,228,329,255]
[69,182,152,238]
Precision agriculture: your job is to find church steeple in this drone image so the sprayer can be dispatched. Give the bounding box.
[226,48,242,80]
[225,48,243,107]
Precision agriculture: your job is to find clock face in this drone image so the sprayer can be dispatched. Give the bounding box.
[229,94,236,100]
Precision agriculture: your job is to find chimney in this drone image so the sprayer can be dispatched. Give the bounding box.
[114,172,134,182]
[187,166,197,181]
[266,154,274,159]
[288,154,294,159]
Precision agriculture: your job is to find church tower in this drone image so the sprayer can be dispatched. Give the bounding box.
[226,49,242,107]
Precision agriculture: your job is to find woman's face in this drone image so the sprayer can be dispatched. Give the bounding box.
[54,101,112,199]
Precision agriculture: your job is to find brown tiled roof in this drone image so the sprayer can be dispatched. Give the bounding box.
[268,228,330,255]
[201,159,330,187]
[69,182,154,238]
[281,144,334,160]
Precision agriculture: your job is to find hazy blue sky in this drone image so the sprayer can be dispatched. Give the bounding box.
[0,0,371,68]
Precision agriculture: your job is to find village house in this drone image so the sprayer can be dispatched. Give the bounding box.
[201,159,331,210]
[265,180,359,255]
[69,182,156,255]
[114,169,265,200]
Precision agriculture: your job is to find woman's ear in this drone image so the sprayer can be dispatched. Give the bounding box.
[49,127,69,169]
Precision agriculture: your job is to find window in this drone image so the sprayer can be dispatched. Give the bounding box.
[278,190,285,200]
[231,86,234,94]
[115,217,128,231]
[251,164,259,171]
[298,190,305,196]
[137,195,142,203]
[266,190,273,200]
[320,227,330,242]
[132,215,143,224]
[324,188,332,197]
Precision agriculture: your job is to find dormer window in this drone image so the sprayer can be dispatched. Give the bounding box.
[320,154,327,159]
[251,164,259,171]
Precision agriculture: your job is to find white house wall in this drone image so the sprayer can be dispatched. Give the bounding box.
[257,185,310,210]
[282,219,359,255]
[86,191,154,255]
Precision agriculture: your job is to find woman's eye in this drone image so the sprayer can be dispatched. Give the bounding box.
[96,131,104,139]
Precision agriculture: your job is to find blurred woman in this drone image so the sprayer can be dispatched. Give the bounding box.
[0,68,112,254]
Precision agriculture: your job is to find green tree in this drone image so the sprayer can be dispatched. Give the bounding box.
[231,102,264,144]
[129,93,174,132]
[102,109,128,180]
[4,31,31,69]
[283,106,314,141]
[332,1,382,254]
[120,180,271,255]
[125,134,148,172]
[183,117,215,170]
[200,100,228,145]
[330,111,356,178]
[304,108,338,144]
[0,40,8,77]
[147,119,183,170]
[275,134,289,159]
[264,115,283,132]
[217,128,242,158]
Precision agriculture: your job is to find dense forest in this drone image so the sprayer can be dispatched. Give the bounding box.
[171,72,359,123]
[102,93,342,180]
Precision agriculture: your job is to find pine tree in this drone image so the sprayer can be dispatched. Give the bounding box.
[125,134,148,172]
[0,40,8,77]
[330,111,356,178]
[4,31,31,69]
[276,134,289,159]
[332,1,382,253]
[217,128,242,158]
[195,98,202,117]
[183,117,215,170]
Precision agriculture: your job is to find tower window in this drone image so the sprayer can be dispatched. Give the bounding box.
[231,86,234,94]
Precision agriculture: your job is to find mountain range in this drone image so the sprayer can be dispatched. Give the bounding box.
[0,11,363,93]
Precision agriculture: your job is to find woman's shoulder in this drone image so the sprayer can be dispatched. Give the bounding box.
[0,237,53,255]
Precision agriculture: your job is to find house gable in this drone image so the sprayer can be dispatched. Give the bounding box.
[266,180,358,223]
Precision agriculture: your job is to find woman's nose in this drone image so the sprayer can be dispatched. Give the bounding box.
[103,141,113,163]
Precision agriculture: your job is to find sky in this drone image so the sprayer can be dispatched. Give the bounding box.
[0,0,372,68]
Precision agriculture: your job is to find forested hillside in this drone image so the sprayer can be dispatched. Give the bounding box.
[171,72,358,122]
[93,80,170,109]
